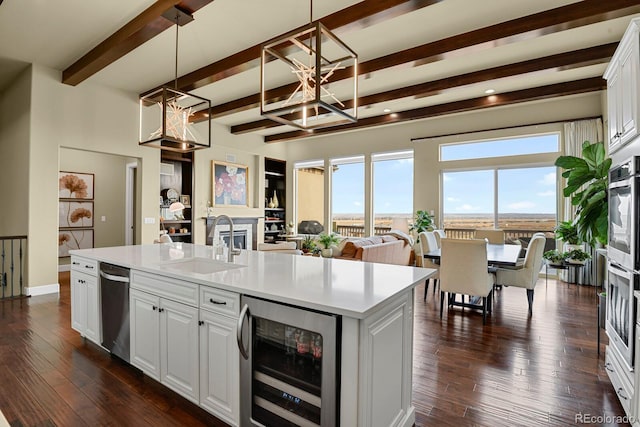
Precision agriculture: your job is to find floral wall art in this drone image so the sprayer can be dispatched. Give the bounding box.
[59,171,95,257]
[212,161,248,207]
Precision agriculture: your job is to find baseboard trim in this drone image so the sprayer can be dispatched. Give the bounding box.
[58,264,71,272]
[25,283,60,296]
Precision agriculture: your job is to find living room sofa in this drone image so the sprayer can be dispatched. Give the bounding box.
[334,233,414,266]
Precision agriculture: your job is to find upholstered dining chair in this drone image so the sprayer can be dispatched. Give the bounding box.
[439,238,494,324]
[495,233,546,317]
[418,231,440,300]
[474,229,505,244]
[433,229,446,248]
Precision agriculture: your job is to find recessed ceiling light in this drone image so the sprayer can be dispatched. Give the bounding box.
[485,89,495,94]
[383,108,391,113]
[390,113,398,118]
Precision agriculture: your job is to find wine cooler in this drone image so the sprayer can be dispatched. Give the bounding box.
[237,295,340,426]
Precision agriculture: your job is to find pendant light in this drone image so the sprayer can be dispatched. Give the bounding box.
[139,6,211,152]
[260,0,358,130]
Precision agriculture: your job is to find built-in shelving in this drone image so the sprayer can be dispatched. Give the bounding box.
[264,158,286,243]
[160,151,194,243]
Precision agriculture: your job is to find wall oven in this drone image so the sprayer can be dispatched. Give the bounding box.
[608,156,640,271]
[606,262,640,369]
[237,295,340,427]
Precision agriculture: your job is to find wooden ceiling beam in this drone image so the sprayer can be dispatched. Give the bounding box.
[141,0,442,96]
[62,0,213,86]
[197,0,640,120]
[263,77,606,143]
[230,43,617,134]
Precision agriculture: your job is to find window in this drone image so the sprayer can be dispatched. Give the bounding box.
[372,151,414,234]
[295,160,325,233]
[331,156,365,237]
[443,166,556,237]
[440,134,559,161]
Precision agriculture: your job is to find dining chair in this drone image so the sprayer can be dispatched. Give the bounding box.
[439,238,494,324]
[494,233,546,317]
[433,229,446,248]
[474,229,505,244]
[418,231,440,300]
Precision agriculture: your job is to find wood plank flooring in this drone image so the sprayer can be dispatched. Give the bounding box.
[0,273,628,426]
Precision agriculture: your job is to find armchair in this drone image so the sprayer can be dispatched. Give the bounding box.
[440,238,494,324]
[495,234,546,316]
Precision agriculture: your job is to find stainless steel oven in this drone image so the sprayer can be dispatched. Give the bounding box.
[606,262,640,369]
[237,295,340,427]
[608,156,640,271]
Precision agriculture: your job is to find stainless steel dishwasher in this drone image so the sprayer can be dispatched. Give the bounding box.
[99,263,130,363]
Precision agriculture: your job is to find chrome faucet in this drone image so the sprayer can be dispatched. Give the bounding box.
[208,214,241,262]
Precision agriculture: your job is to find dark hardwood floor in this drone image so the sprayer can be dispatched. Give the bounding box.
[0,272,627,426]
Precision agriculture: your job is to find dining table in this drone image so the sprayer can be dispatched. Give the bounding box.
[423,243,522,267]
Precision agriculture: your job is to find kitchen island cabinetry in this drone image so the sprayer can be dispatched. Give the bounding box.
[70,256,100,345]
[70,244,434,427]
[130,272,200,404]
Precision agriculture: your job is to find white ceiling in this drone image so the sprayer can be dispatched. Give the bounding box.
[1,0,638,140]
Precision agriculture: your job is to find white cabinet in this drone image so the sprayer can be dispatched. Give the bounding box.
[130,275,200,404]
[199,286,240,426]
[70,256,100,345]
[604,18,640,154]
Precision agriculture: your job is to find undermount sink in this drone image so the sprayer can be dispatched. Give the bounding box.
[159,257,246,275]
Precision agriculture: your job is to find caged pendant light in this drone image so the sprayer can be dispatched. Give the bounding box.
[139,6,211,152]
[260,0,358,130]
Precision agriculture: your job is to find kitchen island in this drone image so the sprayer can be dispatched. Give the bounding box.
[70,243,434,427]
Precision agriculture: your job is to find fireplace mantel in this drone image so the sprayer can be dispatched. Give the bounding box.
[205,216,259,250]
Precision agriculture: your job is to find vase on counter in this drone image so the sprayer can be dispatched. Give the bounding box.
[267,198,275,208]
[273,190,279,208]
[321,248,333,258]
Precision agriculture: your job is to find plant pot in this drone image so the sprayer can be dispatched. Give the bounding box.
[321,248,333,258]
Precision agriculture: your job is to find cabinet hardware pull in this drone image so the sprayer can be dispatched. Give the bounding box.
[72,261,80,265]
[210,298,227,305]
[159,308,164,313]
[198,320,204,326]
[152,305,157,311]
[604,362,614,373]
[237,304,250,360]
[617,387,628,400]
[86,265,94,269]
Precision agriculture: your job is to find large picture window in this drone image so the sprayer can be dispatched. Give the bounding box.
[331,156,365,237]
[443,166,556,237]
[372,151,414,234]
[440,134,559,161]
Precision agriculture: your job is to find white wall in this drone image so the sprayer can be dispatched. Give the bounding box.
[0,66,31,238]
[27,64,160,289]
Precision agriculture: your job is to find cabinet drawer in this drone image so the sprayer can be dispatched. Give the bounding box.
[70,256,98,276]
[200,286,239,317]
[131,271,198,307]
[605,345,633,416]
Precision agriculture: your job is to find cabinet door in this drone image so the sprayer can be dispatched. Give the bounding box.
[84,274,101,345]
[199,309,239,425]
[619,44,638,145]
[607,71,622,153]
[130,289,161,380]
[160,298,199,404]
[70,271,88,334]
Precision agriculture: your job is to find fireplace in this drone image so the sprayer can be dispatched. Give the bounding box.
[205,217,258,251]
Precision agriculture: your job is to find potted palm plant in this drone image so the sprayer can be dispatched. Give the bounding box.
[317,232,340,257]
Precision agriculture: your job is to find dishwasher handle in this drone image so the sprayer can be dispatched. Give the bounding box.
[100,270,130,283]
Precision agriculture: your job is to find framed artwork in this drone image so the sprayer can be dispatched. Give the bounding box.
[59,201,94,228]
[212,161,249,207]
[59,171,94,200]
[58,229,94,257]
[180,195,191,206]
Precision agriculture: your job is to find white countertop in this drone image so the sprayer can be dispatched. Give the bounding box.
[71,243,435,318]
